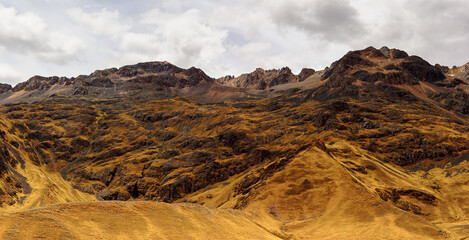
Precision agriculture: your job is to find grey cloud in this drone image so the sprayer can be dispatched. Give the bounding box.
[371,0,469,66]
[269,0,364,42]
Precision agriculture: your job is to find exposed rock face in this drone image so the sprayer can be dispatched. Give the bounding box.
[13,76,63,91]
[400,56,445,83]
[436,64,451,73]
[380,46,409,59]
[429,91,469,115]
[69,86,89,95]
[90,68,118,78]
[11,75,77,92]
[321,47,382,82]
[450,62,469,81]
[84,78,114,88]
[216,67,298,90]
[0,123,30,206]
[118,61,182,78]
[6,61,214,97]
[321,46,444,86]
[298,68,315,82]
[122,62,214,88]
[376,188,437,215]
[316,46,451,102]
[0,84,12,94]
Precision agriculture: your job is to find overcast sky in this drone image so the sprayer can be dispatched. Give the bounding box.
[0,0,468,85]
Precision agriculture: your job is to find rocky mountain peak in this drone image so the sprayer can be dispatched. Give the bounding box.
[0,61,215,100]
[298,68,315,82]
[379,46,409,59]
[12,75,73,92]
[117,61,182,78]
[0,83,12,94]
[0,47,465,109]
[89,68,118,78]
[216,66,298,90]
[321,46,445,86]
[448,62,469,81]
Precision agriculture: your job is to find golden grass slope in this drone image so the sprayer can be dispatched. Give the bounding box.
[0,201,285,240]
[183,143,453,239]
[1,137,469,239]
[0,161,96,213]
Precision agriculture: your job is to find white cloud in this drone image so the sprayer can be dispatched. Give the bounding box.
[228,42,273,70]
[209,4,271,40]
[0,63,22,83]
[0,3,85,63]
[118,8,227,70]
[349,0,469,66]
[67,8,131,39]
[0,4,46,43]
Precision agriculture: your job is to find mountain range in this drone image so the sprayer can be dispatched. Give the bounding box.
[0,46,468,239]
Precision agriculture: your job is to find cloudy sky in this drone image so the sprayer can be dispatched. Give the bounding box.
[0,0,468,85]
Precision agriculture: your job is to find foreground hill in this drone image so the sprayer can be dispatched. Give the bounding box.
[0,46,468,239]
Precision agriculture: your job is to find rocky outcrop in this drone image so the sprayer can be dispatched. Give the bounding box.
[0,84,12,94]
[429,91,469,115]
[314,46,456,103]
[400,56,445,83]
[118,61,182,78]
[322,47,445,85]
[89,68,118,78]
[376,188,437,215]
[11,75,83,92]
[3,61,213,97]
[13,76,60,91]
[449,62,469,81]
[322,46,444,86]
[216,67,298,90]
[379,46,409,59]
[298,68,315,82]
[321,47,382,82]
[120,61,213,88]
[84,78,114,88]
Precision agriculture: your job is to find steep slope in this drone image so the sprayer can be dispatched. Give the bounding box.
[0,114,95,212]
